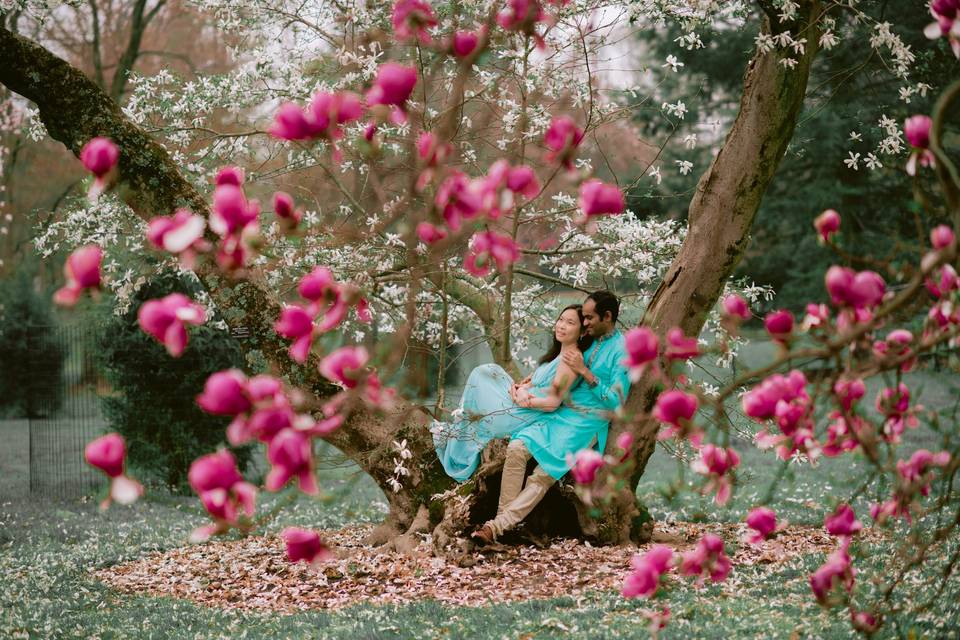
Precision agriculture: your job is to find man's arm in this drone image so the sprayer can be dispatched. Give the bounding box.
[563,348,630,412]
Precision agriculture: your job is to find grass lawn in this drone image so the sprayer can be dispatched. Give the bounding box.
[2,352,959,638]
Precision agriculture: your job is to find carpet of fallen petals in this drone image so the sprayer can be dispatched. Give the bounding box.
[93,521,884,612]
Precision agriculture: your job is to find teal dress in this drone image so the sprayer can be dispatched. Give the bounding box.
[512,330,630,480]
[432,360,558,481]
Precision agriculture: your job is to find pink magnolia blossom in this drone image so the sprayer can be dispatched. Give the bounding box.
[925,263,960,299]
[904,115,937,176]
[850,610,881,634]
[319,346,369,389]
[366,63,418,124]
[664,327,699,360]
[875,382,920,443]
[188,450,256,542]
[497,0,548,43]
[270,92,362,158]
[764,309,794,342]
[146,208,208,268]
[216,166,244,186]
[814,209,840,244]
[833,377,866,411]
[925,0,960,58]
[622,545,673,598]
[809,547,854,606]
[417,131,452,166]
[873,329,916,372]
[745,507,777,544]
[54,244,103,307]
[569,448,605,484]
[653,389,699,444]
[80,136,119,198]
[392,0,437,43]
[824,504,862,540]
[616,432,634,455]
[722,294,751,320]
[296,267,354,333]
[273,191,302,232]
[265,428,318,494]
[275,305,316,363]
[270,103,314,140]
[138,293,206,357]
[416,222,448,245]
[464,231,519,277]
[873,449,951,524]
[821,412,870,458]
[281,527,332,564]
[362,371,397,412]
[210,183,259,237]
[801,303,831,330]
[451,30,481,58]
[825,266,886,310]
[415,132,452,190]
[742,371,808,421]
[543,115,584,169]
[436,171,486,231]
[85,433,143,509]
[298,266,337,302]
[931,224,955,250]
[578,179,625,221]
[188,449,244,494]
[679,533,732,585]
[197,369,251,416]
[623,327,659,380]
[898,449,951,491]
[506,165,540,199]
[691,445,740,506]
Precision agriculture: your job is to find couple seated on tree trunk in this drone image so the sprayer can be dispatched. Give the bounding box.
[430,290,630,544]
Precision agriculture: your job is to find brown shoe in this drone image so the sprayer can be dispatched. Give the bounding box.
[471,524,496,545]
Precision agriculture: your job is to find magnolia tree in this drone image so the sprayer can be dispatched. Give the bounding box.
[2,0,959,635]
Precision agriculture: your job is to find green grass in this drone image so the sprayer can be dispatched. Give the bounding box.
[2,354,960,638]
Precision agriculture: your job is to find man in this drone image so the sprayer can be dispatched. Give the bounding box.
[472,290,630,543]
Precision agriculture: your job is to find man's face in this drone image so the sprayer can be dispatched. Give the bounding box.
[582,298,612,337]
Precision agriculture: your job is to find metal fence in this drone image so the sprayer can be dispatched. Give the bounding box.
[26,323,105,499]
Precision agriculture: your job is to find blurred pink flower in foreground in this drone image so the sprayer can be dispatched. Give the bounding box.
[54,244,103,307]
[679,533,732,585]
[622,544,673,598]
[84,433,143,510]
[80,136,119,199]
[813,209,840,244]
[745,507,777,544]
[188,450,257,542]
[138,293,206,357]
[569,449,605,484]
[281,527,332,565]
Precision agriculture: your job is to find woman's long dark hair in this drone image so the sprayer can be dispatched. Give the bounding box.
[538,304,594,364]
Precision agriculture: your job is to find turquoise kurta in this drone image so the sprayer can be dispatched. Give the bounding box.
[512,330,631,479]
[432,360,558,482]
[432,330,631,482]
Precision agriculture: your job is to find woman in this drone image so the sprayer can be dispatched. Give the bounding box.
[432,304,593,481]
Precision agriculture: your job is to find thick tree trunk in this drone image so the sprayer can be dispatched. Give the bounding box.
[595,3,824,544]
[0,24,452,541]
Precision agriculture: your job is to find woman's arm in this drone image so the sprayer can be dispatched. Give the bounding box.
[520,362,578,412]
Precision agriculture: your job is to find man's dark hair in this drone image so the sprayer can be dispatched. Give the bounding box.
[587,290,619,324]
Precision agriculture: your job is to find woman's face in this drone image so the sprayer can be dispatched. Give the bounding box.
[554,308,583,345]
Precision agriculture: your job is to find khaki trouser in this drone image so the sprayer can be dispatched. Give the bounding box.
[485,439,556,538]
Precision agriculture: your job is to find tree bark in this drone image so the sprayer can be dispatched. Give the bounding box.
[595,2,823,545]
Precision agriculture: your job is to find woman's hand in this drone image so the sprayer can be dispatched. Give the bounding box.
[513,387,532,407]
